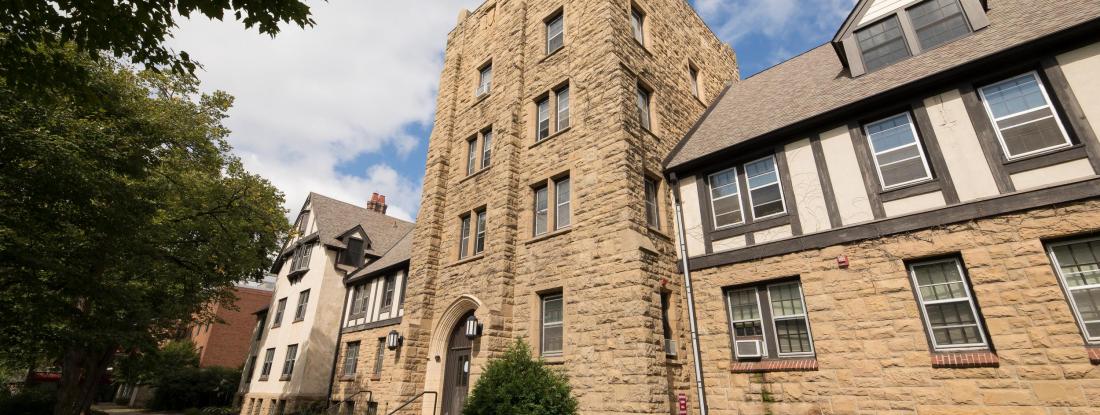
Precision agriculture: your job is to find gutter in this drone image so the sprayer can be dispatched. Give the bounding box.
[669,172,709,415]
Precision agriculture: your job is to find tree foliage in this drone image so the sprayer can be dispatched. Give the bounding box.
[149,366,240,411]
[462,340,579,415]
[114,340,201,386]
[0,45,288,415]
[0,0,314,91]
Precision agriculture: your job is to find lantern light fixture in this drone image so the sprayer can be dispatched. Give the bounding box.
[464,315,482,340]
[386,330,403,350]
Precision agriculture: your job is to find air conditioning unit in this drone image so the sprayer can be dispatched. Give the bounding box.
[734,339,763,359]
[664,339,678,356]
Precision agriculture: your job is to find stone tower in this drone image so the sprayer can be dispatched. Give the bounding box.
[395,0,738,413]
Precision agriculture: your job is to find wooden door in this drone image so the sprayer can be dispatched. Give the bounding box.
[441,312,474,415]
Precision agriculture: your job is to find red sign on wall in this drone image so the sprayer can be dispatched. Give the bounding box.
[677,393,688,415]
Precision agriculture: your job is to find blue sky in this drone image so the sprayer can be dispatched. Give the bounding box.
[172,0,857,221]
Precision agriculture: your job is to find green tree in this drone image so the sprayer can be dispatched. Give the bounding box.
[114,340,201,386]
[462,340,579,415]
[0,45,288,415]
[0,0,313,91]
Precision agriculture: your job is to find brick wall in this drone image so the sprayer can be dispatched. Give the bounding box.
[689,198,1100,415]
[199,287,272,369]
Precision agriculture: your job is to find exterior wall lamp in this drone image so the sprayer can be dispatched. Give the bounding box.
[386,330,403,350]
[464,315,483,340]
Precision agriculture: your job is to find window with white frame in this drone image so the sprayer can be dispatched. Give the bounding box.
[474,209,487,255]
[908,258,988,350]
[477,63,492,97]
[1046,237,1100,343]
[856,15,909,72]
[272,298,287,328]
[260,348,275,379]
[630,6,645,45]
[556,86,570,132]
[458,214,471,259]
[379,274,396,313]
[481,128,492,168]
[978,71,1072,160]
[636,83,652,130]
[466,138,477,176]
[546,13,564,54]
[864,112,933,189]
[644,177,659,229]
[541,293,563,356]
[294,289,309,321]
[534,186,549,236]
[343,342,360,376]
[745,156,786,219]
[726,280,814,359]
[554,177,570,230]
[908,0,971,51]
[281,344,298,379]
[535,87,569,142]
[536,97,551,141]
[707,167,744,229]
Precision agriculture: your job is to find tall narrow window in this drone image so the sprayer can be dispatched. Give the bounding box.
[349,285,367,318]
[556,86,570,131]
[708,167,744,229]
[380,274,396,313]
[537,98,551,141]
[343,342,360,376]
[546,13,564,54]
[294,289,310,321]
[245,355,257,382]
[373,338,385,378]
[745,156,785,219]
[534,186,549,236]
[541,293,564,356]
[908,0,970,50]
[864,113,933,189]
[272,298,287,328]
[978,72,1072,159]
[481,128,492,168]
[458,214,471,259]
[260,348,275,379]
[689,64,700,98]
[466,138,477,176]
[644,177,659,228]
[554,177,571,230]
[661,291,675,356]
[856,15,909,72]
[636,84,652,130]
[296,212,309,234]
[477,63,492,97]
[281,344,298,379]
[1046,237,1100,343]
[630,6,645,45]
[908,258,988,350]
[726,280,814,360]
[474,210,487,255]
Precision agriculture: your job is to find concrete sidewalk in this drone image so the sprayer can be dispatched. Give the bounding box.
[91,403,182,415]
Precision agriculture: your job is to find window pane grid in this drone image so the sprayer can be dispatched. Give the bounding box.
[856,16,909,71]
[542,295,563,355]
[481,130,492,168]
[909,0,970,50]
[547,15,564,54]
[745,156,785,219]
[644,178,659,228]
[865,113,933,189]
[555,178,570,229]
[910,259,988,349]
[768,283,813,355]
[979,72,1072,159]
[708,167,744,228]
[537,99,551,141]
[474,211,486,254]
[534,187,548,235]
[636,86,651,130]
[466,139,477,175]
[1049,238,1100,341]
[459,216,470,259]
[556,87,570,131]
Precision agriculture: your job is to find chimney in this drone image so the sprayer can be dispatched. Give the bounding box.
[367,192,388,214]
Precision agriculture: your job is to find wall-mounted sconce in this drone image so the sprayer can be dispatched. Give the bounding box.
[386,330,403,350]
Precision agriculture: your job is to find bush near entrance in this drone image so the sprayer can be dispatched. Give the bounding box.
[462,340,578,415]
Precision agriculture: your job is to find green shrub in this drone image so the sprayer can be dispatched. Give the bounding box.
[0,385,57,414]
[462,339,578,415]
[183,408,202,415]
[149,366,240,410]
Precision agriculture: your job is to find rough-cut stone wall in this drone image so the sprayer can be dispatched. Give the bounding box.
[353,0,739,414]
[690,198,1100,415]
[331,325,402,413]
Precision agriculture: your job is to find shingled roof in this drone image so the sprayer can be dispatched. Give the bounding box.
[346,227,414,284]
[276,192,415,268]
[665,0,1100,171]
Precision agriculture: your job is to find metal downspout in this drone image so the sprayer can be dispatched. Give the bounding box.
[670,172,709,415]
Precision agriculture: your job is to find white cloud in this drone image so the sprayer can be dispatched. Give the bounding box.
[696,0,856,44]
[169,0,483,221]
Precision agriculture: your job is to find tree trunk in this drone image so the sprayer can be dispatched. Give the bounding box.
[54,345,115,415]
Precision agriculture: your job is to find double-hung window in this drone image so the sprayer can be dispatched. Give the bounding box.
[343,342,360,376]
[636,83,652,130]
[864,112,933,189]
[380,274,396,313]
[349,285,368,318]
[294,290,310,321]
[474,210,487,255]
[536,98,551,141]
[554,177,571,230]
[908,258,989,350]
[477,64,492,97]
[726,280,814,359]
[290,242,313,273]
[707,167,744,229]
[281,344,298,380]
[458,214,471,259]
[373,339,385,378]
[644,177,660,229]
[908,0,970,51]
[466,138,477,176]
[245,355,257,383]
[481,128,492,168]
[978,72,1072,160]
[556,86,570,132]
[260,348,275,379]
[745,156,785,219]
[855,15,909,72]
[546,13,564,54]
[1046,237,1100,343]
[630,7,645,45]
[272,298,287,328]
[536,87,569,142]
[541,293,564,356]
[534,186,549,236]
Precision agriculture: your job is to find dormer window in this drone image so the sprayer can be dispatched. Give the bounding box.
[341,237,365,267]
[855,16,909,72]
[289,242,314,273]
[908,0,970,50]
[296,211,309,234]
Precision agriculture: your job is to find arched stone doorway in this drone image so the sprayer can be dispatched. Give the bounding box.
[422,295,483,415]
[440,310,474,415]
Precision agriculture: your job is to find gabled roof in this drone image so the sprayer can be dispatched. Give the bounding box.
[665,0,1100,172]
[274,192,415,271]
[345,227,414,284]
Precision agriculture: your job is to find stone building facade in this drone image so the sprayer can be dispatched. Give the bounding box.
[327,0,737,414]
[664,0,1100,414]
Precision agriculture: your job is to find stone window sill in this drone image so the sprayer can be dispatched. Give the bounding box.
[471,91,491,107]
[539,46,566,64]
[279,375,291,381]
[930,351,999,368]
[1087,346,1099,365]
[647,226,671,241]
[339,375,356,382]
[258,376,269,382]
[731,358,818,373]
[370,375,381,381]
[460,166,492,184]
[530,127,572,149]
[525,227,572,244]
[448,254,485,267]
[542,355,564,365]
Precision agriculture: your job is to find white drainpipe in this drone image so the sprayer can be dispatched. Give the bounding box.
[670,172,709,415]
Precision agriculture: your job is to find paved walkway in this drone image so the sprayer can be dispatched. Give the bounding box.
[91,403,182,415]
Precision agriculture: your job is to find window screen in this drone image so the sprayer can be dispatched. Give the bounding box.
[864,113,933,189]
[856,16,910,71]
[978,72,1072,159]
